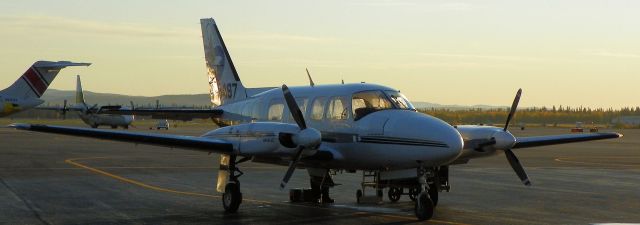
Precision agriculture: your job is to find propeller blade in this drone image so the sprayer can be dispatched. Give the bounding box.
[504,149,531,186]
[504,89,522,131]
[279,147,305,190]
[62,99,68,120]
[282,85,307,130]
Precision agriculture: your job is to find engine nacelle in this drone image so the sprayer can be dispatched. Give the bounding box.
[202,122,301,155]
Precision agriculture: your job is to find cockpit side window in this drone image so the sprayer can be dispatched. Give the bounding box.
[352,91,393,121]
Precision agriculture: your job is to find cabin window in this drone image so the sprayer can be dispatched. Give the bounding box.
[327,96,349,120]
[310,97,326,120]
[352,90,393,121]
[267,99,285,121]
[285,98,308,123]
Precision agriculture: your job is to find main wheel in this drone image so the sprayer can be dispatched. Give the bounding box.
[388,187,402,202]
[414,192,434,221]
[428,184,439,206]
[222,183,242,213]
[356,189,363,204]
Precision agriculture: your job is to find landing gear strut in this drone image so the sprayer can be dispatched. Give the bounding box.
[221,155,248,213]
[414,165,435,221]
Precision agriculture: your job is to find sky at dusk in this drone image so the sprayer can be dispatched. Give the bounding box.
[0,0,638,108]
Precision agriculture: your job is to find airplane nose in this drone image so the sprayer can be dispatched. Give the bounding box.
[383,111,463,164]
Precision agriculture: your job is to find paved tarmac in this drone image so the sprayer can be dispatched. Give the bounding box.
[0,124,638,225]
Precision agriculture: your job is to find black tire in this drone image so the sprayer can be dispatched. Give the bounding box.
[356,189,363,204]
[222,183,242,213]
[428,185,439,206]
[123,125,129,129]
[409,187,419,202]
[414,192,434,221]
[376,189,383,198]
[388,187,402,202]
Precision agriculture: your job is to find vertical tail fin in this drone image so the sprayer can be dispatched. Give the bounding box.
[75,75,85,104]
[0,61,90,99]
[200,18,247,106]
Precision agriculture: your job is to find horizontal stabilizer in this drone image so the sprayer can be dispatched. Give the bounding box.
[98,108,224,121]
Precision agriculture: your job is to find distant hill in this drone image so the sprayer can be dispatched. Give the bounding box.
[40,89,506,110]
[41,89,212,108]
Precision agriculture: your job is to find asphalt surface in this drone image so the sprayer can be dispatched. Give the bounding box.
[0,124,638,225]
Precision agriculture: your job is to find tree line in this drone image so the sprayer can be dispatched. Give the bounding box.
[418,106,640,127]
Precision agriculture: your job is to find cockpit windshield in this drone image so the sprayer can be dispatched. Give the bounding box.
[384,91,415,110]
[352,90,394,121]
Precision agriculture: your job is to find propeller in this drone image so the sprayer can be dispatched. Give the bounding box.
[501,88,530,186]
[61,99,68,120]
[279,85,322,190]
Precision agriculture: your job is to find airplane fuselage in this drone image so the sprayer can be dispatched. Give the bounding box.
[78,112,133,128]
[204,83,464,170]
[0,95,44,117]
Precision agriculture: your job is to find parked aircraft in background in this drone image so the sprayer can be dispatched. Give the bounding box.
[0,61,90,117]
[39,75,134,129]
[11,19,623,221]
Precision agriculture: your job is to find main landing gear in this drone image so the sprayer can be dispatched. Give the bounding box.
[221,155,250,213]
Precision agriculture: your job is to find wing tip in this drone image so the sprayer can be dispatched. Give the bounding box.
[8,123,31,130]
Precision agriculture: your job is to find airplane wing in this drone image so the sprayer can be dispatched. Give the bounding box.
[512,132,622,149]
[9,124,234,153]
[99,108,224,121]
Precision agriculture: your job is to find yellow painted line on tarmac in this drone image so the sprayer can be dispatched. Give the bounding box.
[65,156,469,224]
[555,157,640,167]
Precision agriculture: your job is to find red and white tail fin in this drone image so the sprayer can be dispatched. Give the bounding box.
[201,18,247,106]
[0,61,91,99]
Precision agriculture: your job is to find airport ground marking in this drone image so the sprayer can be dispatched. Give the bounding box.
[554,157,640,168]
[65,156,470,225]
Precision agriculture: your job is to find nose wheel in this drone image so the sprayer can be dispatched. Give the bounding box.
[414,191,434,220]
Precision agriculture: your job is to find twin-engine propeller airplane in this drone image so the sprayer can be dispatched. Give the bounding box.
[0,61,90,117]
[10,18,622,221]
[39,75,134,129]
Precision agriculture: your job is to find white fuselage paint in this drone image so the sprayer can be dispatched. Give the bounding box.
[0,95,44,117]
[202,83,465,171]
[78,112,134,128]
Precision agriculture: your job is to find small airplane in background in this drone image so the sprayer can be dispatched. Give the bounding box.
[0,61,90,117]
[39,75,134,129]
[10,19,623,221]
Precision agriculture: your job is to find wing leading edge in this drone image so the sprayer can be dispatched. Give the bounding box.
[9,124,233,153]
[512,132,622,149]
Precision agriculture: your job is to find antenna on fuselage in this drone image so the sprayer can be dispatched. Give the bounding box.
[305,68,315,87]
